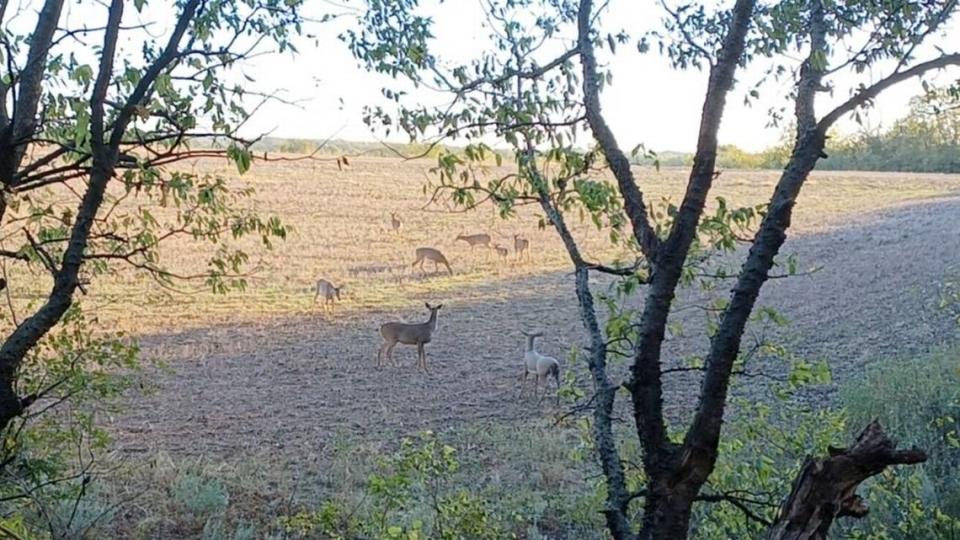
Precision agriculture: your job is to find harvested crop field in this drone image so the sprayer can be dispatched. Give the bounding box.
[99,157,960,477]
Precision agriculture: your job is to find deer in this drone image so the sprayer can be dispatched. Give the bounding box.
[519,331,561,404]
[314,279,342,312]
[513,234,530,261]
[455,233,492,250]
[377,303,443,370]
[493,244,509,259]
[412,247,453,276]
[390,212,402,234]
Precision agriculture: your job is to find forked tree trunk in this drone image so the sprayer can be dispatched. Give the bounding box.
[766,421,926,540]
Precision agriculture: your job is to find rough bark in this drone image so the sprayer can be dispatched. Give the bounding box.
[766,421,927,540]
[616,2,757,539]
[0,0,201,432]
[680,1,829,497]
[578,0,660,261]
[0,0,65,186]
[523,144,634,538]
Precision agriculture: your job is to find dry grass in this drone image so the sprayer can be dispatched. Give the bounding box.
[9,155,960,536]
[91,156,960,457]
[14,157,954,335]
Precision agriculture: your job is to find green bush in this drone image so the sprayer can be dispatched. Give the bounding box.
[279,431,512,539]
[839,345,960,538]
[173,470,231,518]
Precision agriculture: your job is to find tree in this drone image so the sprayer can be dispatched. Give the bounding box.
[350,0,959,538]
[0,0,304,510]
[824,85,960,172]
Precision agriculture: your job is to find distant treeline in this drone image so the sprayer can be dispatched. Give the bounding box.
[250,138,451,159]
[239,90,958,173]
[641,90,960,173]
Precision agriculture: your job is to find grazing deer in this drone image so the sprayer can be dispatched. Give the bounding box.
[513,234,530,261]
[494,244,509,259]
[455,233,492,250]
[390,212,402,234]
[378,303,443,370]
[314,279,342,311]
[412,247,453,276]
[519,331,561,404]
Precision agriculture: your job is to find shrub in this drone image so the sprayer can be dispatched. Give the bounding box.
[173,470,231,518]
[839,345,960,538]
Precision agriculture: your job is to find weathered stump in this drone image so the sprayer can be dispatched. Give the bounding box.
[766,420,926,540]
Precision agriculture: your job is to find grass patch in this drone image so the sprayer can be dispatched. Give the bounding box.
[839,344,960,538]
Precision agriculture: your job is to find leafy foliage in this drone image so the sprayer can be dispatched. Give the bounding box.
[349,0,959,537]
[839,345,960,537]
[279,432,509,540]
[0,0,307,532]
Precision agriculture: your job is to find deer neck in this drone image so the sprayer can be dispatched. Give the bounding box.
[525,335,537,353]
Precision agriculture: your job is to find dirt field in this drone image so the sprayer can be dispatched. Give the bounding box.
[100,158,960,476]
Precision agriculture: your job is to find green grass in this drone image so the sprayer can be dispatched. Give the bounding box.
[839,344,960,538]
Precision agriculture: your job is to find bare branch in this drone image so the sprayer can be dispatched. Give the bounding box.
[90,0,124,150]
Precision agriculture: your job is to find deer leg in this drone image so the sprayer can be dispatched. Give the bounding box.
[385,342,397,366]
[518,369,527,398]
[417,342,426,371]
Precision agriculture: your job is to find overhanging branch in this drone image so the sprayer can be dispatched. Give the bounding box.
[818,53,960,132]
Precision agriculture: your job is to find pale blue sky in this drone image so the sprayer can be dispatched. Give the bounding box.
[20,1,960,152]
[237,0,958,152]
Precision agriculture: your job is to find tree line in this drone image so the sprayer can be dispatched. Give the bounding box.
[647,87,960,173]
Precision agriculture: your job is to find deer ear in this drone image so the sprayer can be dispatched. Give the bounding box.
[425,302,431,309]
[437,304,443,310]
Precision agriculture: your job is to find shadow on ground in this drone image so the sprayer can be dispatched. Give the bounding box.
[109,196,960,467]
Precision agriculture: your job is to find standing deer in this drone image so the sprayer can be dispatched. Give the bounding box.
[378,303,443,370]
[519,331,561,404]
[494,244,509,259]
[314,279,342,311]
[513,234,530,261]
[390,212,402,234]
[412,247,453,276]
[455,233,492,250]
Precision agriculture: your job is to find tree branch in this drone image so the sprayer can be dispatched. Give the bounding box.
[0,0,65,185]
[627,0,757,498]
[107,0,201,149]
[578,0,661,262]
[819,53,960,132]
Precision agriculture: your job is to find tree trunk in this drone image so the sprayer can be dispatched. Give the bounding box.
[766,421,927,540]
[640,487,698,540]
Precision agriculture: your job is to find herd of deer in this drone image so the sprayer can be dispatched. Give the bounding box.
[313,212,560,401]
